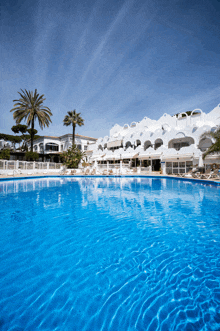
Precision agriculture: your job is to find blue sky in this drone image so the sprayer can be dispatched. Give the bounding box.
[1,0,220,138]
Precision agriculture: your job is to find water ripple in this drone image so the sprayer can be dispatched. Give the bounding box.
[0,177,220,330]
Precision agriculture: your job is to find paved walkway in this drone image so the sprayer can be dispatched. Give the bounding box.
[0,171,219,183]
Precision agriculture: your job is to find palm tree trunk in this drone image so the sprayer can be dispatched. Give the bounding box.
[31,119,34,152]
[72,124,76,146]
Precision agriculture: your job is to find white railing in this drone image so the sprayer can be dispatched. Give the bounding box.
[0,160,62,174]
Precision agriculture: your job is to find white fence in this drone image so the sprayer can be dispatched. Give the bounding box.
[0,160,62,175]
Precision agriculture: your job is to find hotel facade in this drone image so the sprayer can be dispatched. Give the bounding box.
[31,134,97,162]
[87,105,220,174]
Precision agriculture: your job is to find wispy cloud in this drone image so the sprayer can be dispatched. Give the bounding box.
[163,86,220,115]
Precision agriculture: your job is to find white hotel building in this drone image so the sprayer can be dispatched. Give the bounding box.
[30,134,97,162]
[87,105,220,174]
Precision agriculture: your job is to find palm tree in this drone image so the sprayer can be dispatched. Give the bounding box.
[200,127,220,159]
[10,89,52,152]
[63,110,84,146]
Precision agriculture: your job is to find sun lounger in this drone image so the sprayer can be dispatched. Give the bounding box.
[204,169,220,180]
[90,169,96,175]
[84,168,90,175]
[7,171,14,176]
[181,169,200,178]
[200,169,212,179]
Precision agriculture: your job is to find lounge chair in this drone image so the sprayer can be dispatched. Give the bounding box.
[182,169,201,178]
[59,166,66,175]
[204,169,220,180]
[84,168,90,175]
[90,168,96,175]
[200,169,212,179]
[70,170,76,175]
[27,172,33,175]
[7,171,14,176]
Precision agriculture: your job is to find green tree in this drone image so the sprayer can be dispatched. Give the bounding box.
[63,110,84,145]
[8,135,22,150]
[11,124,28,150]
[10,89,52,152]
[200,127,220,159]
[0,149,10,160]
[25,151,39,161]
[61,145,85,169]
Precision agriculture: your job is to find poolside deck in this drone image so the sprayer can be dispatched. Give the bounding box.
[0,171,219,183]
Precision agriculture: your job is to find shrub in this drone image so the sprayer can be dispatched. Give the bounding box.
[61,145,85,169]
[0,149,10,160]
[25,151,39,161]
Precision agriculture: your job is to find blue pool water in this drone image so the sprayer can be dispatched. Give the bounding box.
[0,177,220,331]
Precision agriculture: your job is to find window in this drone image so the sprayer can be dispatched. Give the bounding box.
[84,146,88,151]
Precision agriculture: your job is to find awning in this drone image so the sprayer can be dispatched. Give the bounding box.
[45,143,59,146]
[162,155,193,161]
[91,153,105,160]
[139,154,162,160]
[121,153,139,159]
[107,140,123,148]
[105,154,121,160]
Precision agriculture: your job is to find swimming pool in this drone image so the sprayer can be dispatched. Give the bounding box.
[0,177,220,330]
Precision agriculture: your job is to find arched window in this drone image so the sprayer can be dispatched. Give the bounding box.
[39,143,44,153]
[144,140,152,151]
[177,112,188,119]
[192,127,198,133]
[136,140,141,147]
[45,143,59,152]
[191,109,202,116]
[154,139,163,150]
[125,141,132,149]
[168,137,194,150]
[198,138,212,152]
[211,127,217,133]
[98,145,103,151]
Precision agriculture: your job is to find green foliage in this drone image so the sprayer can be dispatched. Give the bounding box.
[8,135,22,147]
[200,127,220,159]
[10,89,52,152]
[27,128,38,136]
[0,133,8,140]
[11,124,28,135]
[82,160,90,167]
[0,149,10,160]
[61,145,85,169]
[0,134,22,149]
[11,125,28,151]
[63,110,84,145]
[25,151,39,161]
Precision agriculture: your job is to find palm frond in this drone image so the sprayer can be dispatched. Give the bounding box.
[10,89,52,152]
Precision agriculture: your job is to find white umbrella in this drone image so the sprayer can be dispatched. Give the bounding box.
[120,160,122,174]
[94,159,98,168]
[199,155,204,167]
